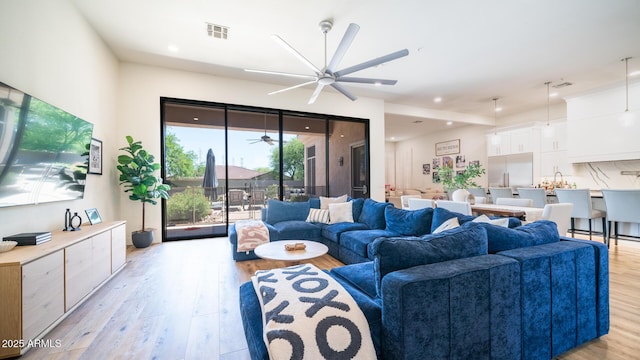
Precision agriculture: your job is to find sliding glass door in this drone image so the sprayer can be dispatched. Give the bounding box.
[161,98,369,241]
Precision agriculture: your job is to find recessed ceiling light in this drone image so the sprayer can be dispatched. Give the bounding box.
[434,97,442,103]
[193,117,199,121]
[390,137,396,140]
[340,134,345,137]
[305,126,310,130]
[549,92,559,97]
[374,82,382,86]
[446,121,453,126]
[630,70,640,77]
[168,45,179,52]
[495,107,503,112]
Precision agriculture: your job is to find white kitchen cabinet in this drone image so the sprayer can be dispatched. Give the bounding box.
[540,122,567,152]
[540,150,572,176]
[486,132,511,156]
[509,128,535,154]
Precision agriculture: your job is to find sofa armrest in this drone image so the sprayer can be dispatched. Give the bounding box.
[380,254,521,360]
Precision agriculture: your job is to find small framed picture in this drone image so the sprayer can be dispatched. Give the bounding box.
[85,208,102,225]
[88,137,103,175]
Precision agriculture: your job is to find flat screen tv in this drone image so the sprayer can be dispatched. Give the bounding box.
[0,82,94,208]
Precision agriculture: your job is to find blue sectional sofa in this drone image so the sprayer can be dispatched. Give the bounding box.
[238,209,609,359]
[229,197,519,263]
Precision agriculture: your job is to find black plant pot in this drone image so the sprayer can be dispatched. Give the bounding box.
[132,230,154,248]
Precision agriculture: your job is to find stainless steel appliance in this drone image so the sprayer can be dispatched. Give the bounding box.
[488,153,533,190]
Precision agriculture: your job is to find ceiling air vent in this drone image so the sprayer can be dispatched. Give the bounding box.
[206,23,229,39]
[552,82,573,88]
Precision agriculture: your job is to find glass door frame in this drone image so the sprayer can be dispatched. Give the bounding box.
[160,97,370,241]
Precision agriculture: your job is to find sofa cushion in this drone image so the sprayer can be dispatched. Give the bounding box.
[329,201,354,223]
[309,197,321,209]
[320,194,348,209]
[351,198,365,223]
[432,217,460,233]
[431,207,521,233]
[480,220,560,254]
[265,200,310,224]
[472,214,510,227]
[359,198,391,229]
[330,262,379,301]
[384,206,434,236]
[341,229,399,259]
[271,220,321,240]
[306,208,330,224]
[321,222,370,243]
[370,222,488,298]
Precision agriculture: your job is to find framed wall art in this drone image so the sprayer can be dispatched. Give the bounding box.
[85,208,102,225]
[435,139,460,156]
[88,137,103,175]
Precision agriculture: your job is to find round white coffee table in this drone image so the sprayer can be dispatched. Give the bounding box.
[253,240,328,264]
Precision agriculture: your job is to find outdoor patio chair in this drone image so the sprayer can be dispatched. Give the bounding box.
[227,189,246,211]
[250,189,266,209]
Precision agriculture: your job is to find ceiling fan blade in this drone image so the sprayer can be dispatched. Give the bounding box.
[330,82,357,101]
[334,48,409,77]
[268,80,317,95]
[244,68,316,80]
[327,23,360,72]
[308,83,325,104]
[266,139,275,146]
[336,77,398,85]
[248,139,262,144]
[272,35,321,74]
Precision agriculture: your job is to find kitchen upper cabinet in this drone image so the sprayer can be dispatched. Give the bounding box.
[487,127,535,156]
[486,133,511,156]
[540,122,567,152]
[540,150,572,176]
[509,128,535,154]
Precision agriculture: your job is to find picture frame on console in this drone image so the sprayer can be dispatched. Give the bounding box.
[85,208,102,225]
[88,137,103,175]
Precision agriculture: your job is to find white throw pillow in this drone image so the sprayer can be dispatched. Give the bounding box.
[432,217,460,234]
[472,214,510,227]
[306,208,330,224]
[328,201,354,223]
[320,194,348,209]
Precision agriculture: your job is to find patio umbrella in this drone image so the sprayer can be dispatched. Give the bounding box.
[203,149,218,201]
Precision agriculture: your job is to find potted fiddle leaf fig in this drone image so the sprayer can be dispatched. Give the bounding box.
[117,136,171,248]
[437,162,485,202]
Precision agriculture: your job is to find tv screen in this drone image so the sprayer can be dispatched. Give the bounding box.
[0,82,94,208]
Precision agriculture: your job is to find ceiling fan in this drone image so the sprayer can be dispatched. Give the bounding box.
[247,114,281,145]
[245,20,409,104]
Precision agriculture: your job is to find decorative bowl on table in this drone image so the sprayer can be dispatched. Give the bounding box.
[0,240,18,253]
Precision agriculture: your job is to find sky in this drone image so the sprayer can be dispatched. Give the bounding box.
[167,126,296,170]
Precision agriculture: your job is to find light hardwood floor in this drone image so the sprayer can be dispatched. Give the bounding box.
[19,235,640,359]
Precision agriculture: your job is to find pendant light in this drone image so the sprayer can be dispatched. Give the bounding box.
[490,97,501,145]
[619,57,636,127]
[542,81,555,138]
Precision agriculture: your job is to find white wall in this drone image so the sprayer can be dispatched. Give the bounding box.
[118,63,386,242]
[0,0,120,240]
[390,125,490,192]
[0,1,387,244]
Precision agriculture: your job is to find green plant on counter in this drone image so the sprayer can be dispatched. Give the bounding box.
[437,163,486,193]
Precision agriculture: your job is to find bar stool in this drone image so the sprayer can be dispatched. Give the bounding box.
[400,194,421,209]
[467,187,487,198]
[517,188,547,208]
[554,189,606,241]
[601,189,640,246]
[489,187,513,203]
